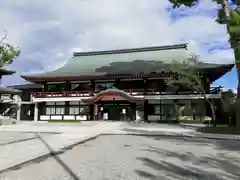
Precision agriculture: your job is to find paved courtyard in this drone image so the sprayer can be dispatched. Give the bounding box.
[0,121,100,133]
[0,134,240,180]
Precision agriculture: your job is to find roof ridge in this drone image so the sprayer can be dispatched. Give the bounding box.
[73,43,188,57]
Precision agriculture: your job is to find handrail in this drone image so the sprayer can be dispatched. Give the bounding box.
[31,87,221,98]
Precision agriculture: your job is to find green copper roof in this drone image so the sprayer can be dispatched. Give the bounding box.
[23,44,191,78]
[21,43,234,82]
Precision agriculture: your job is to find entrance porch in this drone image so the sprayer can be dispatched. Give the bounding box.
[83,89,143,121]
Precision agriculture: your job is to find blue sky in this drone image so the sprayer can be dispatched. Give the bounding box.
[0,0,236,91]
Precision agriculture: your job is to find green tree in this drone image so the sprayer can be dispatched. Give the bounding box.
[165,56,217,126]
[221,89,236,125]
[0,32,20,68]
[222,89,236,101]
[168,0,240,127]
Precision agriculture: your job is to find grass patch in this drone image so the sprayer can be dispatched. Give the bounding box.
[48,120,81,123]
[180,119,203,124]
[199,127,240,134]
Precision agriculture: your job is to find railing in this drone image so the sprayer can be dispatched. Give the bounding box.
[32,89,148,98]
[31,87,221,98]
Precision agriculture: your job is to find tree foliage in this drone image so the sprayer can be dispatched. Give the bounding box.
[165,55,204,94]
[222,89,237,100]
[0,33,20,68]
[168,0,240,127]
[168,0,199,8]
[168,0,240,49]
[165,56,217,125]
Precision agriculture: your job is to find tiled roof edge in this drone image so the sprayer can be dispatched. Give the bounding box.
[73,43,188,57]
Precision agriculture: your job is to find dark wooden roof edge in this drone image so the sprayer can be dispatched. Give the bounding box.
[204,63,234,69]
[73,43,188,57]
[8,83,42,90]
[20,73,173,83]
[0,87,22,94]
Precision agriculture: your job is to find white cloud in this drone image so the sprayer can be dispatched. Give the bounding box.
[0,0,235,85]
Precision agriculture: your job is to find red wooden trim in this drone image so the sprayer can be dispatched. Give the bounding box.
[82,90,143,104]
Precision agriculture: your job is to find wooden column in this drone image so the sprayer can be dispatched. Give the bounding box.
[90,79,95,91]
[42,82,48,92]
[143,77,149,122]
[143,78,148,95]
[144,100,149,122]
[89,104,94,120]
[114,78,120,89]
[65,102,69,115]
[65,81,71,91]
[39,102,46,116]
[130,103,136,120]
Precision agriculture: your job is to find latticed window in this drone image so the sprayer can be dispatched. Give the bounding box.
[154,105,161,114]
[56,107,65,115]
[45,101,65,115]
[46,107,56,115]
[69,101,89,115]
[69,107,80,115]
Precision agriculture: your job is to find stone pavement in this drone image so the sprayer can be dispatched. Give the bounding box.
[0,121,101,133]
[0,121,240,173]
[0,122,120,172]
[1,135,240,180]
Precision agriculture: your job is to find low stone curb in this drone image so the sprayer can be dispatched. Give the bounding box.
[103,130,240,141]
[189,134,240,141]
[179,123,204,130]
[0,134,101,174]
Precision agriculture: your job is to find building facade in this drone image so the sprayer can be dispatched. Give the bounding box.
[0,69,22,123]
[20,44,234,122]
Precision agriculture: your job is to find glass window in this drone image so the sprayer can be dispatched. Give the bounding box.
[56,101,65,105]
[50,107,55,114]
[178,100,190,105]
[69,107,74,114]
[161,99,173,104]
[147,104,155,115]
[80,106,89,114]
[154,105,161,114]
[69,101,80,105]
[71,84,79,90]
[56,107,65,115]
[148,99,160,104]
[46,102,55,106]
[69,107,79,115]
[46,107,51,115]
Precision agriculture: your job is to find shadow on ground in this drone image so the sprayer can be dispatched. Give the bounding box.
[135,136,240,180]
[151,135,240,152]
[123,127,240,152]
[35,133,80,180]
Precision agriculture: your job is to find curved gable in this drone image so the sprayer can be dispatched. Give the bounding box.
[83,89,143,103]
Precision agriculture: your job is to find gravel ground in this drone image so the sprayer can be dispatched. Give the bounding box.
[0,135,240,180]
[120,122,182,128]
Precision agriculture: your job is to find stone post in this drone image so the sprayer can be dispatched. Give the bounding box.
[34,103,38,122]
[16,102,21,123]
